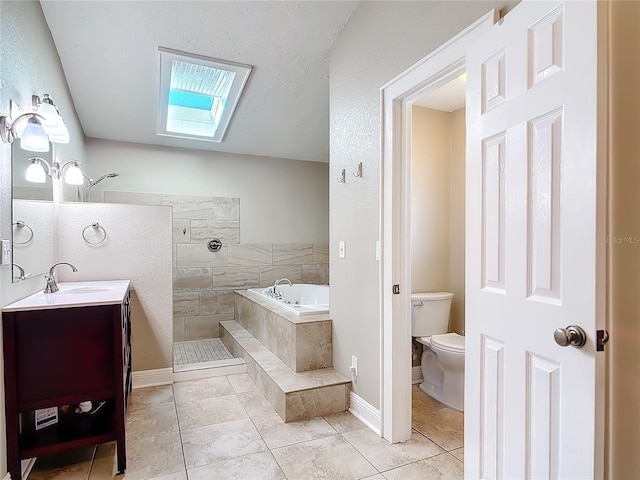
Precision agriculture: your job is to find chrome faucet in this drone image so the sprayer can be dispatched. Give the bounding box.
[44,262,78,293]
[12,263,30,282]
[272,277,293,296]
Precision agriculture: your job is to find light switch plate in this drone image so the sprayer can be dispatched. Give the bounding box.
[339,241,346,259]
[1,239,12,265]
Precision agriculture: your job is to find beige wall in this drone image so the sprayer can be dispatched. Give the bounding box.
[410,106,466,336]
[56,203,173,371]
[85,139,329,245]
[411,106,451,295]
[607,1,640,477]
[329,0,517,410]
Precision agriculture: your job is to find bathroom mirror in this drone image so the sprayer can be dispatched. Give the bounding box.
[11,143,55,282]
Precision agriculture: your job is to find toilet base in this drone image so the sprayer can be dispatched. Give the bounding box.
[419,345,464,411]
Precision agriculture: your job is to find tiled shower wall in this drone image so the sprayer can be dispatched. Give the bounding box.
[99,191,329,341]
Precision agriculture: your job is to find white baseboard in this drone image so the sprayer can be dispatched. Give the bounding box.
[412,366,423,384]
[132,368,173,389]
[349,391,381,436]
[131,363,248,389]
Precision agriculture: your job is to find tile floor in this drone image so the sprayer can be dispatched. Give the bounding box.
[173,339,235,366]
[27,376,464,480]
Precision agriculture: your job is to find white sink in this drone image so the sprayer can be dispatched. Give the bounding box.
[63,287,113,295]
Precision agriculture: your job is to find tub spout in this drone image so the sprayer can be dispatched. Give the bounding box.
[272,278,293,296]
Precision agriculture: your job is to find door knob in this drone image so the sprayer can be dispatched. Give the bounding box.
[554,325,587,348]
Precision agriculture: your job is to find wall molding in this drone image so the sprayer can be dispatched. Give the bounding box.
[349,391,381,436]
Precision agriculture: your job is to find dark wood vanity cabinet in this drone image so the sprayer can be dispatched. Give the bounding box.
[2,288,131,480]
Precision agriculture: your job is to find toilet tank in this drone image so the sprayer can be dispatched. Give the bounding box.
[411,292,454,337]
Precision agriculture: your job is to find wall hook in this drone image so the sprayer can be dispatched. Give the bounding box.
[337,168,346,183]
[353,162,363,178]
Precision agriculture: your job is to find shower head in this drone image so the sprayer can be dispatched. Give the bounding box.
[85,172,119,188]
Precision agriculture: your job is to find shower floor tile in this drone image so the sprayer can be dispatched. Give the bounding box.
[174,338,235,366]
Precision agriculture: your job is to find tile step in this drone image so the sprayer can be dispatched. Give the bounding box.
[220,320,351,422]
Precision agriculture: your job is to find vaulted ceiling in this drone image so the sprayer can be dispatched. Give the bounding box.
[40,1,360,163]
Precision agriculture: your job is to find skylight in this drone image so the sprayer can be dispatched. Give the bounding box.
[157,48,252,143]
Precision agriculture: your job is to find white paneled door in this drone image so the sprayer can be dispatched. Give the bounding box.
[465,1,607,478]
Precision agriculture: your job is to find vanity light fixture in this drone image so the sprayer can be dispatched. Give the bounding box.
[0,96,70,152]
[25,157,84,185]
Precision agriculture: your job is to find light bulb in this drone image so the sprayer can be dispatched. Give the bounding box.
[26,159,47,183]
[48,120,70,144]
[36,101,61,131]
[63,162,84,185]
[20,116,50,152]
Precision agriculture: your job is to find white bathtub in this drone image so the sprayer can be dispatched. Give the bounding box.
[247,284,329,316]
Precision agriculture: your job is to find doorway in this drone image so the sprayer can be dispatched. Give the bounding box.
[379,10,497,443]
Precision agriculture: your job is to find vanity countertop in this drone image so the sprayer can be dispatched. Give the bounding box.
[2,280,131,312]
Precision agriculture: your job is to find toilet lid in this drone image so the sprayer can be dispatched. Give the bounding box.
[430,333,465,353]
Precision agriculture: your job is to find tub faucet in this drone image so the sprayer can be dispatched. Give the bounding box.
[272,278,293,296]
[44,262,78,293]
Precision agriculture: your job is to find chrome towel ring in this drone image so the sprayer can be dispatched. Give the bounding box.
[12,221,33,245]
[82,222,107,245]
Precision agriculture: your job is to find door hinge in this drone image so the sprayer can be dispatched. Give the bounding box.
[597,329,609,352]
[392,284,400,295]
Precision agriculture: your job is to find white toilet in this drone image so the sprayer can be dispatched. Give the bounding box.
[411,292,465,411]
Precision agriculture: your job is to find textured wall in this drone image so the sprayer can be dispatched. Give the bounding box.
[56,203,173,371]
[0,0,86,307]
[329,0,517,409]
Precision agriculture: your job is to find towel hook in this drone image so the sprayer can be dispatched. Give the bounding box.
[337,168,346,183]
[353,162,363,178]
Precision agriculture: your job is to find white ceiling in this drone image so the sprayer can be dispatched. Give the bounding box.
[413,75,467,112]
[40,1,360,163]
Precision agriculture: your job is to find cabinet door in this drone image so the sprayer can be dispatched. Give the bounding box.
[15,305,115,405]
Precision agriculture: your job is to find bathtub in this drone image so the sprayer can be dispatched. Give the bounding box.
[247,284,329,316]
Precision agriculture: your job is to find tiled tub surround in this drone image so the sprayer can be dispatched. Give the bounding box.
[219,290,349,422]
[98,191,329,342]
[234,290,332,372]
[220,320,350,423]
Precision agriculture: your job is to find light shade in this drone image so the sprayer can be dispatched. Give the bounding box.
[36,101,62,130]
[26,159,47,183]
[20,117,49,152]
[63,161,84,185]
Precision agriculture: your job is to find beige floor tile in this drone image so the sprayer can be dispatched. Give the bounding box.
[176,395,247,429]
[252,411,337,449]
[181,418,268,469]
[227,373,259,393]
[128,385,174,410]
[381,452,463,480]
[342,427,444,472]
[173,376,235,403]
[271,434,377,480]
[362,476,385,480]
[412,385,446,414]
[412,407,464,450]
[29,446,94,480]
[237,390,276,417]
[126,402,178,440]
[323,411,367,433]
[120,432,184,480]
[187,451,286,480]
[146,472,188,480]
[450,447,464,462]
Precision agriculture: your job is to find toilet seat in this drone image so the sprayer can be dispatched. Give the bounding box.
[430,333,464,353]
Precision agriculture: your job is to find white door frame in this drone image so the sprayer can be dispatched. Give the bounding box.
[379,10,498,443]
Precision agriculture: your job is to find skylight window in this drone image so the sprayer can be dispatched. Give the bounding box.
[158,48,251,143]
